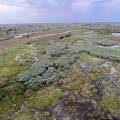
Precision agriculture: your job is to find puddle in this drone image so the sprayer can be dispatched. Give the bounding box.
[98,45,119,49]
[112,32,120,36]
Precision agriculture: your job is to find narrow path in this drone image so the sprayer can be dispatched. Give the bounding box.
[0,30,72,41]
[31,30,72,39]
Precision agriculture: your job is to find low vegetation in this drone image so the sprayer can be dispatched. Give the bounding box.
[26,88,64,109]
[0,25,120,119]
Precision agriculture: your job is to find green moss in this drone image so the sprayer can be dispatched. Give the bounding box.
[102,97,120,115]
[79,53,96,65]
[0,96,24,118]
[0,54,14,66]
[101,68,109,76]
[0,66,18,78]
[0,65,29,85]
[66,80,85,91]
[91,66,109,78]
[0,67,10,77]
[89,73,99,81]
[7,45,31,54]
[67,71,82,79]
[0,45,31,66]
[14,109,53,120]
[0,45,31,86]
[14,109,35,120]
[116,71,120,78]
[26,88,64,109]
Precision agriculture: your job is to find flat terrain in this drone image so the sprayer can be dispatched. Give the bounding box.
[0,24,120,120]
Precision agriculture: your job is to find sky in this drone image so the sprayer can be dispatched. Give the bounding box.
[0,0,120,24]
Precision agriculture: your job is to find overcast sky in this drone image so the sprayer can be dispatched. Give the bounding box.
[0,0,120,24]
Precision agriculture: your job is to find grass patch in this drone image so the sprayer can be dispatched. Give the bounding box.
[26,87,64,109]
[89,73,99,81]
[0,45,31,66]
[65,80,85,91]
[0,65,29,86]
[14,108,35,120]
[6,45,31,54]
[102,97,120,115]
[0,96,24,118]
[34,44,46,55]
[116,71,120,78]
[79,52,97,65]
[67,71,82,79]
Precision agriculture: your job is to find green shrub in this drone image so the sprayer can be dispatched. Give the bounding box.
[17,57,60,89]
[17,50,79,89]
[46,43,69,57]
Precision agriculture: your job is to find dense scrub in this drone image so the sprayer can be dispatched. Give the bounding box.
[17,53,78,89]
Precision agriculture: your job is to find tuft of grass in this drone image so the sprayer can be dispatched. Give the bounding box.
[65,80,85,91]
[89,73,99,81]
[67,71,82,80]
[101,97,120,115]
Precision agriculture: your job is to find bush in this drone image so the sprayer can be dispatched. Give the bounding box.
[55,54,78,70]
[46,43,69,57]
[17,55,61,89]
[17,53,79,89]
